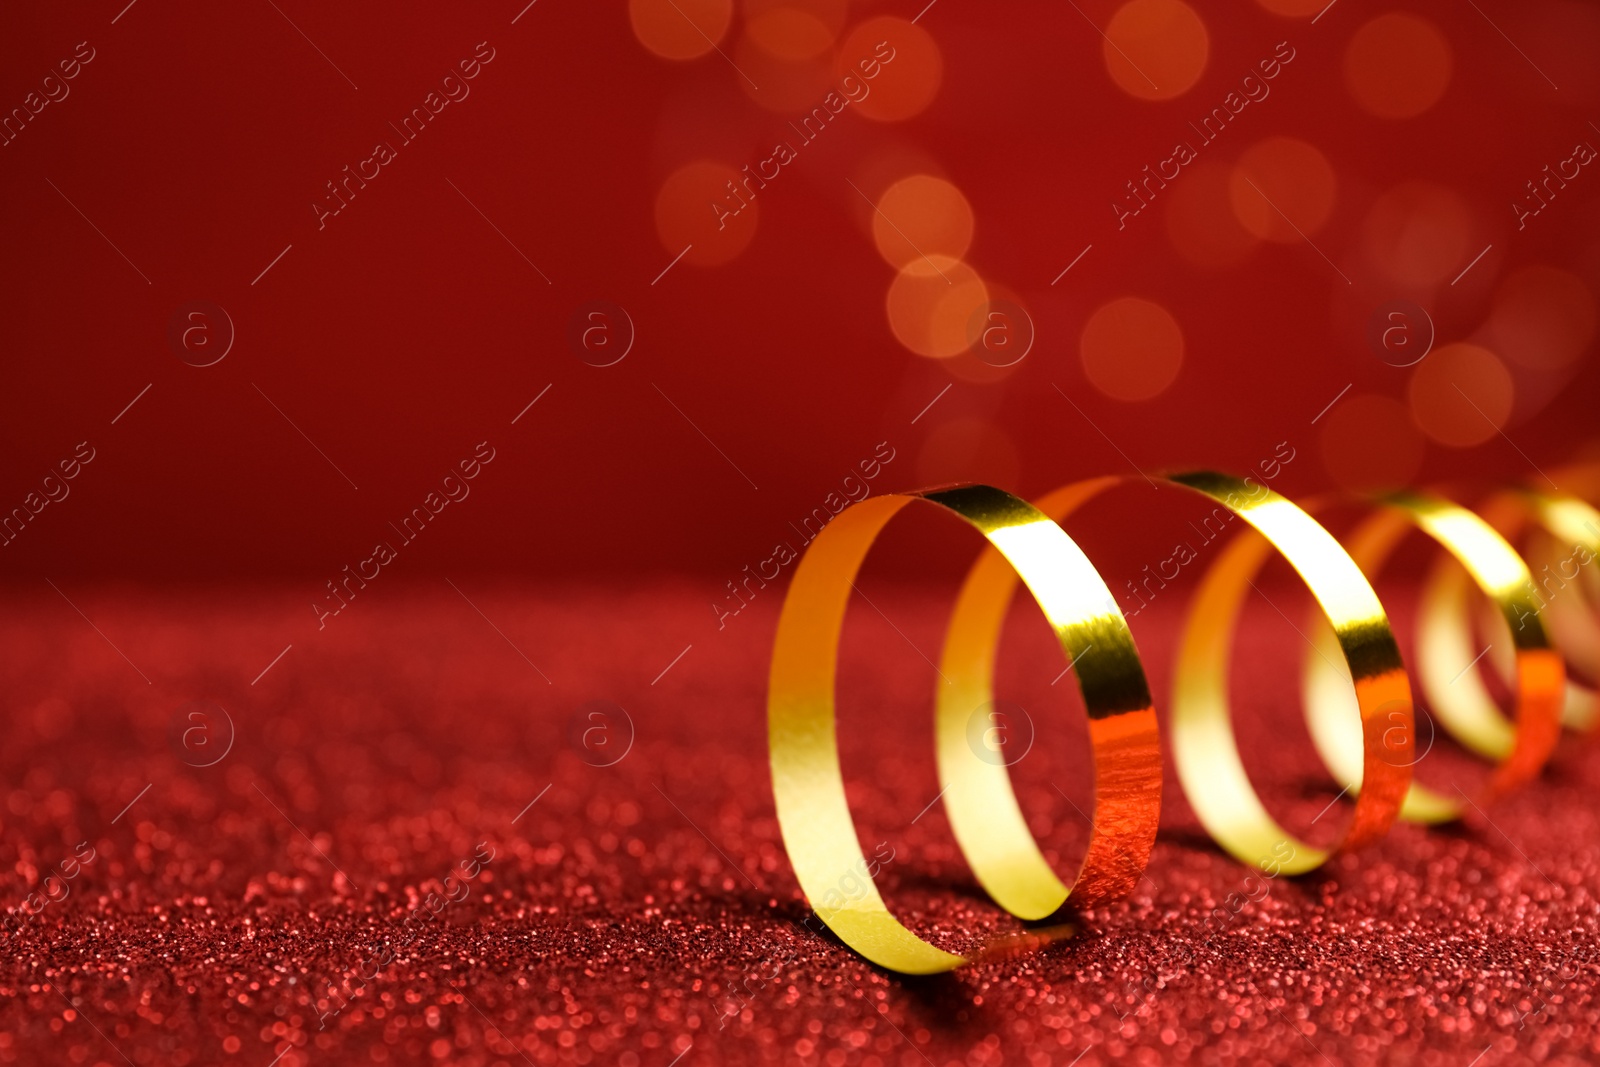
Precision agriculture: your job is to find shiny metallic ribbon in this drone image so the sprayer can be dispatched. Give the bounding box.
[769,471,1592,973]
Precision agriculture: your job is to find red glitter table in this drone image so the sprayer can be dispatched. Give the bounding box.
[2,580,1596,1066]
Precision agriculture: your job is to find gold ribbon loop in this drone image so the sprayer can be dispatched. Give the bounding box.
[1304,493,1566,824]
[769,485,1160,973]
[1166,473,1412,874]
[934,477,1161,919]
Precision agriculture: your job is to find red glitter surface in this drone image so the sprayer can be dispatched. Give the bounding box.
[3,580,1597,1066]
[4,0,1598,1063]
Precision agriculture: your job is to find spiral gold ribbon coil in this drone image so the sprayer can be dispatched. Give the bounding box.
[768,470,1596,974]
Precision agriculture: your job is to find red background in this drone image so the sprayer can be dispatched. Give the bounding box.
[5,2,1600,1066]
[2,0,1597,585]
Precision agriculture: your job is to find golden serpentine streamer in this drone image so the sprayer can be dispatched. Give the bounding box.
[767,471,1600,974]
